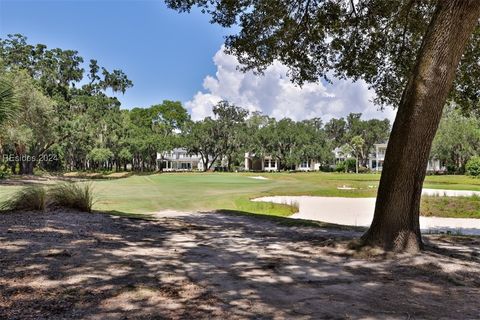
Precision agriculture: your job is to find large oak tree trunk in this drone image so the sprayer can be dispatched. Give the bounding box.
[362,0,480,252]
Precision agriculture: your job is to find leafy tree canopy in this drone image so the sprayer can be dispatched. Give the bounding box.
[431,106,480,172]
[0,34,133,99]
[166,0,479,111]
[0,76,16,126]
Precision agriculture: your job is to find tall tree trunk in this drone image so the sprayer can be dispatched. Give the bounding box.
[10,161,16,175]
[362,0,480,252]
[202,155,209,172]
[27,161,35,175]
[19,160,35,175]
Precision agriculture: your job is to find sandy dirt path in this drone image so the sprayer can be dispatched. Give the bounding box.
[1,210,479,319]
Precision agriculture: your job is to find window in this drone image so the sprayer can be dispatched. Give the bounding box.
[264,159,270,168]
[180,162,191,169]
[300,161,308,168]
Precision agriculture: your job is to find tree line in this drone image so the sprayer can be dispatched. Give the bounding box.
[0,34,396,175]
[1,34,477,177]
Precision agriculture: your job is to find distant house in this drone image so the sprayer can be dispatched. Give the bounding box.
[368,142,446,172]
[244,153,279,171]
[245,141,446,173]
[297,160,322,171]
[157,148,206,171]
[333,146,353,164]
[368,143,387,171]
[244,153,321,172]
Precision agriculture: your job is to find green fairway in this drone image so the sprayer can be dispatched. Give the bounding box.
[90,172,480,215]
[423,175,480,191]
[92,173,293,215]
[1,172,480,218]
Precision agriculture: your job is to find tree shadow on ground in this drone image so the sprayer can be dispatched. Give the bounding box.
[0,209,479,319]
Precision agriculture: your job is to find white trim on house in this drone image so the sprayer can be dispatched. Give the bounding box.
[244,153,321,172]
[245,153,279,171]
[426,159,445,172]
[368,143,387,172]
[368,142,446,172]
[157,148,205,171]
[297,160,321,171]
[263,157,278,171]
[333,146,353,164]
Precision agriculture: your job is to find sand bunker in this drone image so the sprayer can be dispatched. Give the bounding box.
[253,189,480,235]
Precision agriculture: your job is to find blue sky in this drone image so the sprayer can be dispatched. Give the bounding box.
[0,0,230,108]
[0,0,395,121]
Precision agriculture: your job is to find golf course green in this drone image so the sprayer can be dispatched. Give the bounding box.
[1,172,480,218]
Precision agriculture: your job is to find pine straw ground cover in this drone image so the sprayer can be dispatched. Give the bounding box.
[0,209,478,319]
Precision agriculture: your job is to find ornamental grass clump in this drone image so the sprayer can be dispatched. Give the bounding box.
[48,182,94,213]
[0,185,46,212]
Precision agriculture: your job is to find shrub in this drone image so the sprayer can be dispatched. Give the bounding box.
[335,162,346,172]
[358,166,370,174]
[0,185,46,212]
[0,164,10,179]
[345,158,357,172]
[49,182,94,212]
[466,156,480,177]
[336,159,357,173]
[319,165,334,172]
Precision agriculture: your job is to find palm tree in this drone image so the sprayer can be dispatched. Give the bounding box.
[0,79,16,126]
[0,78,17,156]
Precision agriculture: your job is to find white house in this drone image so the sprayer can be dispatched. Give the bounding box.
[244,153,279,171]
[368,143,387,171]
[157,148,206,171]
[297,160,322,171]
[333,146,353,164]
[244,153,321,171]
[245,141,446,173]
[368,143,445,172]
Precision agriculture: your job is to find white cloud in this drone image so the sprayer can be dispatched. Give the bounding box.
[186,46,397,122]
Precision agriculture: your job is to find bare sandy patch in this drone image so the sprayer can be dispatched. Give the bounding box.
[0,210,479,319]
[249,176,269,180]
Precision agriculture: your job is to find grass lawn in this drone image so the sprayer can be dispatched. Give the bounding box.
[1,172,480,218]
[93,172,300,216]
[424,174,480,191]
[90,172,480,217]
[421,195,480,218]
